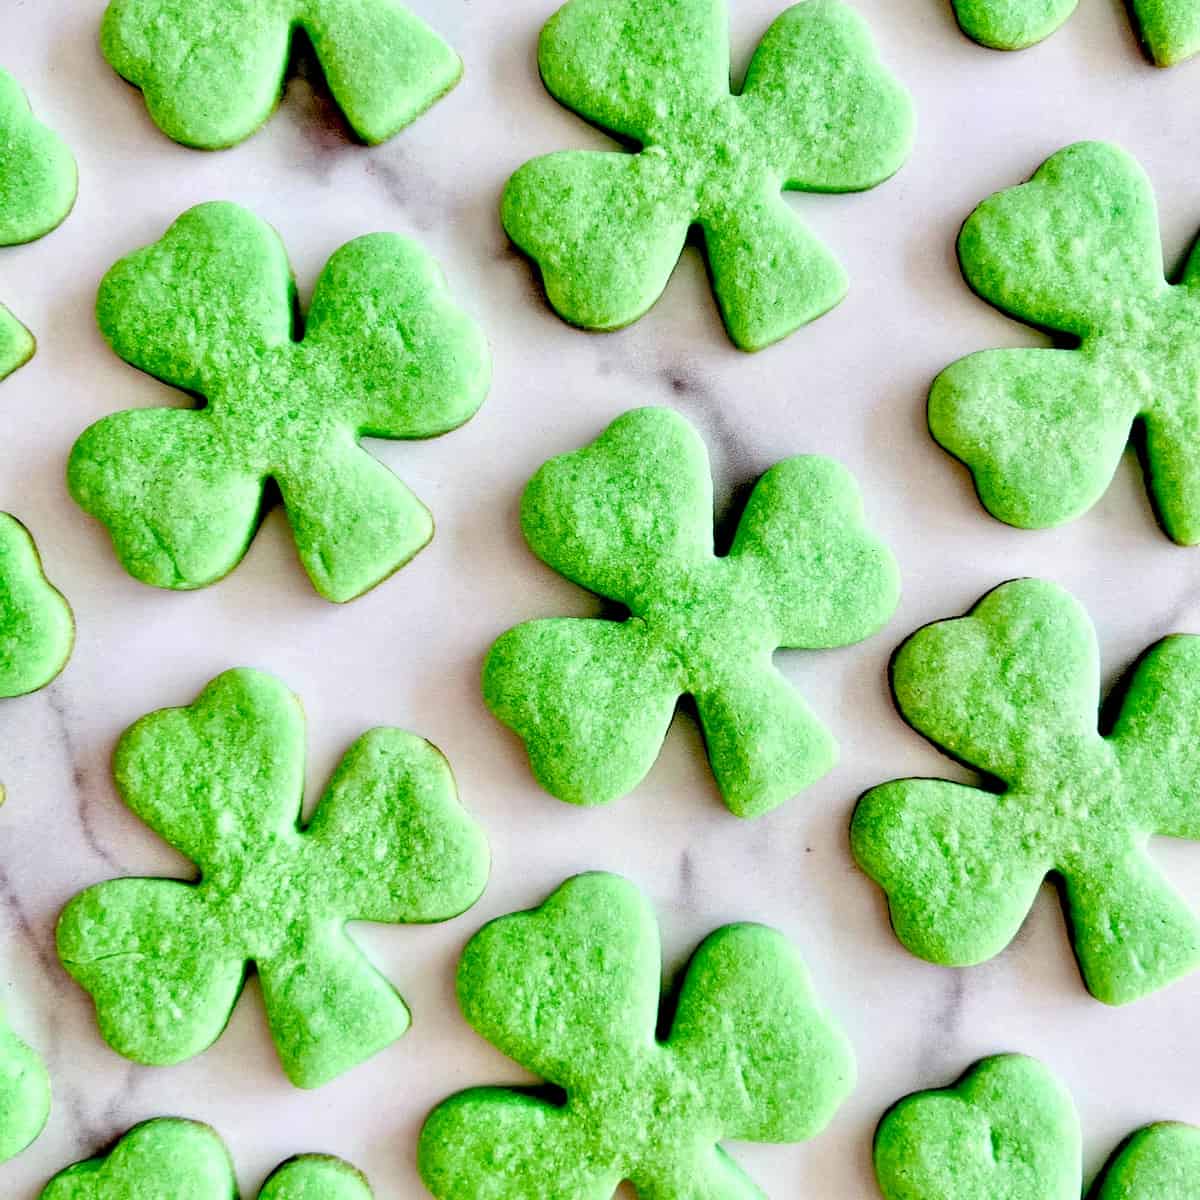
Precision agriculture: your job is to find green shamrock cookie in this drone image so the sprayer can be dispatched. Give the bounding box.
[484,407,899,818]
[69,202,490,602]
[41,1118,373,1198]
[101,0,462,149]
[950,0,1200,64]
[0,513,73,703]
[931,142,1200,543]
[57,668,489,1089]
[419,872,854,1199]
[0,1009,50,1164]
[852,578,1200,1006]
[875,1054,1200,1200]
[502,0,914,350]
[0,67,77,381]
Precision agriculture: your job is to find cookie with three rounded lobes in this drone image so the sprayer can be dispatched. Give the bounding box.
[483,406,901,818]
[101,0,463,150]
[56,668,490,1090]
[40,1117,373,1199]
[0,1009,50,1164]
[950,0,1200,65]
[67,201,490,603]
[0,67,77,381]
[0,513,73,704]
[501,0,915,352]
[852,578,1200,1006]
[419,872,855,1200]
[931,141,1200,543]
[875,1054,1200,1200]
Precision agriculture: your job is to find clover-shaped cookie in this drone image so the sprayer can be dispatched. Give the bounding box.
[875,1054,1200,1200]
[503,0,914,350]
[57,668,489,1088]
[0,514,73,704]
[484,407,899,818]
[69,202,490,602]
[852,578,1200,1005]
[41,1118,373,1199]
[101,0,462,149]
[0,1009,50,1164]
[0,67,77,381]
[931,142,1200,543]
[950,0,1200,64]
[419,872,854,1199]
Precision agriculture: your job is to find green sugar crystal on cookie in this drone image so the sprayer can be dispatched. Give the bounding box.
[875,1054,1200,1200]
[57,668,489,1089]
[932,142,1200,542]
[69,201,490,602]
[950,0,1200,63]
[0,1010,50,1164]
[502,0,914,350]
[852,578,1200,1006]
[419,872,854,1199]
[0,513,73,701]
[484,406,899,818]
[101,0,463,149]
[0,67,77,381]
[41,1117,374,1199]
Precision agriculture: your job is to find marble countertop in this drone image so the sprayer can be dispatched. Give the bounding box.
[4,0,1200,1195]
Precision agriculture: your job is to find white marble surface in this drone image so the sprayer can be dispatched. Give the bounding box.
[3,0,1200,1195]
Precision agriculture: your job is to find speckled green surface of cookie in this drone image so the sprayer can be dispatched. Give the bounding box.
[0,68,76,245]
[101,0,462,149]
[0,1010,50,1164]
[852,578,1200,1005]
[56,668,489,1088]
[875,1056,1081,1200]
[69,202,489,602]
[1132,0,1200,64]
[483,407,899,818]
[419,872,854,1199]
[0,66,77,380]
[932,142,1200,541]
[0,513,73,701]
[502,0,914,350]
[1095,1123,1200,1199]
[951,0,1200,62]
[0,305,36,381]
[876,1055,1200,1200]
[40,1118,374,1198]
[950,0,1078,50]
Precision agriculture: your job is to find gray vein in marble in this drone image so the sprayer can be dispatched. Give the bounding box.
[916,969,967,1076]
[44,689,122,875]
[363,153,454,235]
[0,862,57,982]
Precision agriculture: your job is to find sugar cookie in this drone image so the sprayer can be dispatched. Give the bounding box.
[503,0,913,350]
[69,202,490,602]
[0,514,73,702]
[101,0,462,148]
[41,1118,373,1198]
[0,68,76,380]
[932,142,1200,542]
[420,872,854,1199]
[951,0,1200,64]
[0,1010,50,1164]
[485,407,899,817]
[876,1054,1200,1200]
[58,668,489,1088]
[853,578,1200,1005]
